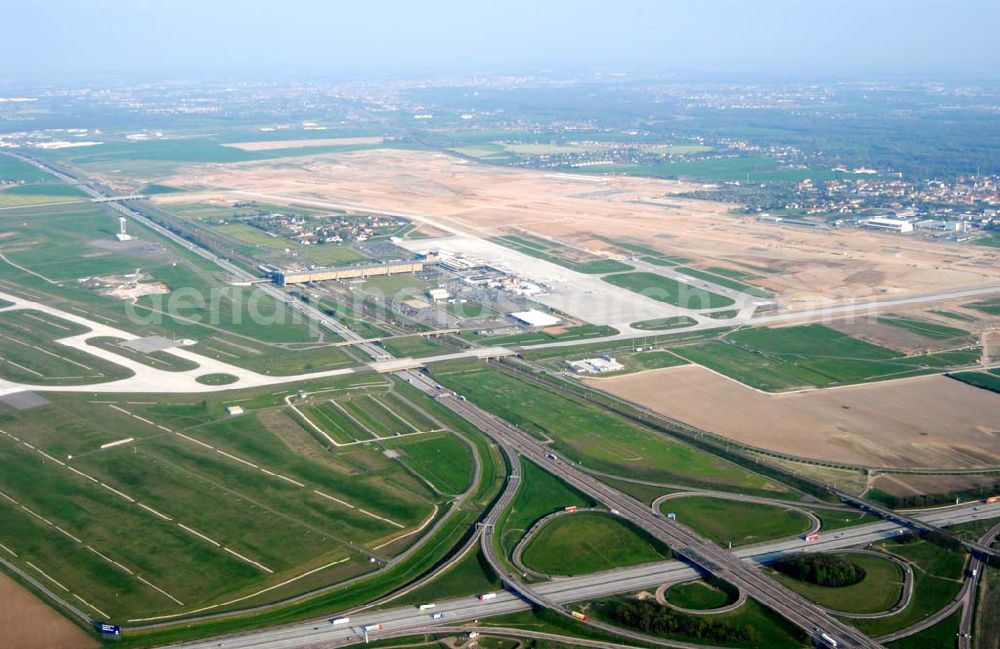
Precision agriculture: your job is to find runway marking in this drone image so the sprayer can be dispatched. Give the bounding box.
[26,561,69,591]
[87,546,133,575]
[126,557,349,622]
[0,489,18,504]
[177,523,221,547]
[73,593,109,618]
[137,575,184,606]
[0,542,17,557]
[138,502,173,521]
[100,482,136,502]
[224,547,273,574]
[216,449,258,469]
[175,432,213,450]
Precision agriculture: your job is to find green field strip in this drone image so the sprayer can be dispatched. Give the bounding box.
[876,315,969,340]
[603,271,735,309]
[166,415,432,529]
[326,399,380,440]
[75,447,348,573]
[379,390,440,431]
[0,437,259,613]
[432,366,784,494]
[153,433,407,536]
[674,266,774,298]
[302,402,367,444]
[339,395,399,437]
[382,433,475,495]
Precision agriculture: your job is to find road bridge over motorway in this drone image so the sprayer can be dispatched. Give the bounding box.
[402,370,884,649]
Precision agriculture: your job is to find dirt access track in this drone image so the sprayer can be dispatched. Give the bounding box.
[154,148,1000,306]
[586,365,999,469]
[0,571,96,649]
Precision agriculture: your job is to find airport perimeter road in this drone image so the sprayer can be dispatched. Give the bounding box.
[167,498,998,649]
[401,372,883,649]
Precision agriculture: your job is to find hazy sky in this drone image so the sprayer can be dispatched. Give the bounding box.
[3,0,999,81]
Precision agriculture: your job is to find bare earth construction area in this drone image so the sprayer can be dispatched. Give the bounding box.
[153,149,1000,306]
[586,365,999,469]
[0,572,96,649]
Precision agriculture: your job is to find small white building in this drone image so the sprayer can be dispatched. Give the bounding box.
[510,309,560,327]
[226,406,245,416]
[427,288,450,302]
[862,217,914,233]
[566,355,624,374]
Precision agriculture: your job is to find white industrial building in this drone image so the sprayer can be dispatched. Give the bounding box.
[566,355,624,374]
[510,309,561,327]
[427,288,450,302]
[861,217,914,233]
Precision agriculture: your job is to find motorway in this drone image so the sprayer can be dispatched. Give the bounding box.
[401,371,883,649]
[10,153,999,648]
[169,500,999,649]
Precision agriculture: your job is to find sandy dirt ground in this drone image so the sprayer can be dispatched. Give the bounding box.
[0,572,96,649]
[152,149,999,306]
[586,365,999,469]
[222,136,385,151]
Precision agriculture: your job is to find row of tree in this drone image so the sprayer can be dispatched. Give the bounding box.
[771,552,866,587]
[608,600,760,644]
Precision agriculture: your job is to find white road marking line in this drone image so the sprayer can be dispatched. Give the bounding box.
[86,546,134,575]
[313,490,355,509]
[55,526,82,543]
[99,437,135,449]
[127,557,350,622]
[177,523,220,547]
[0,489,18,505]
[137,575,184,606]
[36,450,65,466]
[0,542,17,557]
[175,432,213,450]
[359,508,404,529]
[137,502,173,521]
[20,505,53,526]
[100,482,135,502]
[66,466,99,483]
[73,594,109,618]
[26,561,68,591]
[216,449,258,469]
[223,547,273,574]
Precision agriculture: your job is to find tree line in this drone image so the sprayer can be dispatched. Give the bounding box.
[771,552,866,587]
[608,600,760,644]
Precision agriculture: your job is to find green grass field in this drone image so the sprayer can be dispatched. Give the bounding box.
[964,297,1000,316]
[948,370,1000,394]
[520,512,670,576]
[603,272,735,309]
[876,314,969,340]
[674,266,774,298]
[0,379,466,622]
[0,310,134,385]
[381,335,447,358]
[674,324,980,391]
[849,538,966,636]
[660,496,812,547]
[772,552,904,614]
[472,323,618,347]
[87,336,200,372]
[574,155,844,183]
[664,579,738,610]
[431,365,791,495]
[630,316,697,331]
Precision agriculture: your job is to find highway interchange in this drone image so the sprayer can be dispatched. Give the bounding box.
[4,153,999,648]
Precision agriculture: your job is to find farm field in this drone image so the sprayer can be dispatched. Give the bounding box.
[671,324,980,391]
[520,512,670,576]
[948,369,1000,394]
[430,364,795,495]
[0,571,97,649]
[658,496,813,547]
[771,552,905,614]
[603,272,735,309]
[0,155,88,207]
[588,364,1000,468]
[0,378,468,622]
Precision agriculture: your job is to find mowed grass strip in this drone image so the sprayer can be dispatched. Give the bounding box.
[850,539,966,636]
[659,496,812,547]
[383,432,475,495]
[521,512,670,576]
[300,402,370,443]
[0,313,133,385]
[665,580,737,610]
[771,552,903,614]
[674,324,979,391]
[432,366,783,493]
[175,414,435,529]
[876,315,969,340]
[0,439,260,615]
[603,272,734,309]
